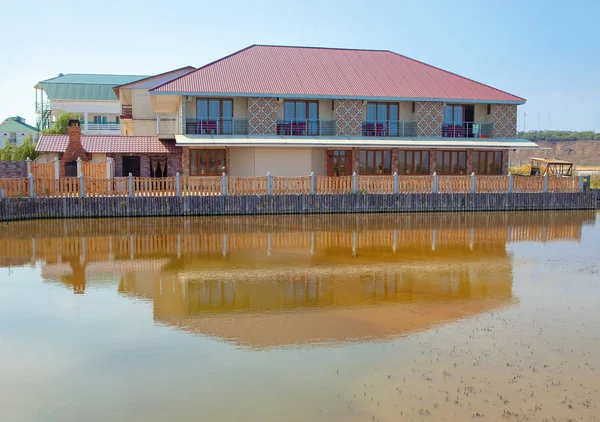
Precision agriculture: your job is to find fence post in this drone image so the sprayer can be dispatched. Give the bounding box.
[79,173,85,198]
[25,157,31,176]
[508,173,513,193]
[29,173,34,198]
[310,172,315,194]
[433,172,438,194]
[222,173,227,196]
[579,175,584,192]
[76,158,82,177]
[544,173,549,193]
[353,172,358,194]
[1,188,5,199]
[106,158,112,179]
[53,157,60,179]
[267,172,272,195]
[176,172,181,197]
[393,172,398,194]
[471,172,476,194]
[129,173,133,197]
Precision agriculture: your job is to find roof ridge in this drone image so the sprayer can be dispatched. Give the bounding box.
[253,44,392,53]
[387,51,526,102]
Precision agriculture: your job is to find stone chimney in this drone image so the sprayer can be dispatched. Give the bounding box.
[61,120,89,177]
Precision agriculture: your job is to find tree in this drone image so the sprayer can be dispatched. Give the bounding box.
[42,111,83,134]
[0,136,40,161]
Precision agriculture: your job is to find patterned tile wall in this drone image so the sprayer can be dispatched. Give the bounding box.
[335,100,362,136]
[248,97,277,135]
[416,102,444,137]
[492,104,517,138]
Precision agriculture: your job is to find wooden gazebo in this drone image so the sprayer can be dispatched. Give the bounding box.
[530,158,573,176]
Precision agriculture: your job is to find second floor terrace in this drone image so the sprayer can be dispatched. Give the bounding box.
[155,97,514,139]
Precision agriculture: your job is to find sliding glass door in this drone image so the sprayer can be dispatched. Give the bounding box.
[196,99,233,134]
[283,100,319,135]
[365,103,399,136]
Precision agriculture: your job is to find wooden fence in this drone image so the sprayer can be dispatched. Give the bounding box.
[30,162,54,179]
[0,174,583,199]
[82,162,107,179]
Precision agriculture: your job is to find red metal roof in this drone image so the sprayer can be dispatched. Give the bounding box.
[151,45,525,103]
[36,135,179,154]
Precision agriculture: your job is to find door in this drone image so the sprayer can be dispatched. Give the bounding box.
[327,150,352,176]
[122,156,141,177]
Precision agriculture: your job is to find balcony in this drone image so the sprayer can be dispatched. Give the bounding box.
[185,117,248,135]
[442,122,494,138]
[276,119,336,136]
[362,120,417,137]
[85,122,121,133]
[121,105,133,119]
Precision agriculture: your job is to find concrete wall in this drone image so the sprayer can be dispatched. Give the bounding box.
[1,192,595,221]
[229,147,326,176]
[35,153,59,164]
[132,89,154,119]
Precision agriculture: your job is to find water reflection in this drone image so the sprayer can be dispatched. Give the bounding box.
[0,212,594,347]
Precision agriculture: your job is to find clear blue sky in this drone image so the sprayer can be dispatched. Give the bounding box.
[2,0,598,132]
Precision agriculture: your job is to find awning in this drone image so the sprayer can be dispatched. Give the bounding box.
[175,135,539,150]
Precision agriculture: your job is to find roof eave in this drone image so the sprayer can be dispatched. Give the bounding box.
[149,91,525,105]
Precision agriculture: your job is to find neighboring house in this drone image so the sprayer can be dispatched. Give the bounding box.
[36,45,538,177]
[0,116,39,146]
[34,73,148,135]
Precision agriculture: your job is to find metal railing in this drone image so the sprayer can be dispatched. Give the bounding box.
[185,117,249,135]
[86,122,121,131]
[442,122,494,138]
[35,102,52,113]
[362,120,417,137]
[276,119,336,136]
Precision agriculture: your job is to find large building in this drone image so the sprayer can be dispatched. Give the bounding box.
[36,45,537,177]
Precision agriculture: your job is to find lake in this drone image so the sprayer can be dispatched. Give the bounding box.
[0,212,598,422]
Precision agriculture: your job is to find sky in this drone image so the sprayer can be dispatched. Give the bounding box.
[1,0,598,132]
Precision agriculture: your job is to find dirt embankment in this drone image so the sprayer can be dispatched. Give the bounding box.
[510,140,600,167]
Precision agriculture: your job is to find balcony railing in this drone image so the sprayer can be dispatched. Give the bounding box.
[362,120,417,137]
[442,122,494,138]
[86,122,121,131]
[185,118,248,135]
[121,105,133,118]
[276,119,336,136]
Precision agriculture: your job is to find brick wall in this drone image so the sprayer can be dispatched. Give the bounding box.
[181,148,190,176]
[0,161,26,178]
[335,100,362,136]
[492,104,517,138]
[109,154,181,177]
[248,97,277,135]
[416,102,444,137]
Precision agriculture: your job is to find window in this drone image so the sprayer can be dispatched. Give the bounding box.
[487,104,492,115]
[436,151,467,175]
[195,99,233,134]
[280,100,319,135]
[473,151,503,175]
[189,149,226,176]
[115,116,120,124]
[398,150,430,175]
[365,103,399,136]
[358,150,391,175]
[93,116,107,124]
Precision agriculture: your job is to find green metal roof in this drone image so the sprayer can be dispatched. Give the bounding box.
[37,73,148,101]
[0,117,38,133]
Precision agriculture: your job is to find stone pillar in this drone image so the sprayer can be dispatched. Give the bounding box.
[181,147,190,176]
[415,102,444,137]
[352,147,360,174]
[466,149,473,175]
[429,149,437,175]
[391,149,399,174]
[248,97,277,135]
[334,99,363,136]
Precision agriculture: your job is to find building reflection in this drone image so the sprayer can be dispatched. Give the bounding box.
[0,211,594,347]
